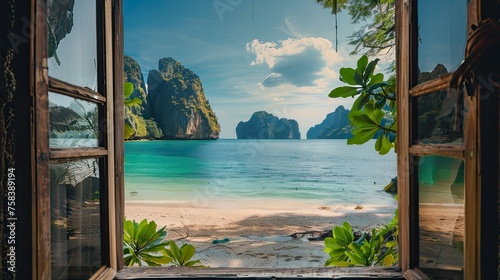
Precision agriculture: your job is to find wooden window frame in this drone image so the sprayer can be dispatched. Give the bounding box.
[33,0,121,279]
[396,0,481,279]
[25,0,499,278]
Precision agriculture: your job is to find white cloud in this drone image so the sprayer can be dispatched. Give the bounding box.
[246,37,343,88]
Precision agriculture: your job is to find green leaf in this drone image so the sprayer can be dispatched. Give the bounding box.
[342,222,353,237]
[136,220,158,248]
[124,82,134,98]
[378,135,393,155]
[375,135,383,152]
[184,260,204,267]
[348,242,366,260]
[179,244,196,265]
[366,82,389,92]
[142,253,172,265]
[163,247,174,259]
[345,250,367,266]
[349,111,379,127]
[356,55,368,75]
[363,58,380,83]
[374,97,386,109]
[347,127,379,145]
[125,97,142,107]
[329,86,359,98]
[352,93,370,111]
[354,71,364,85]
[368,73,384,86]
[383,254,394,266]
[333,227,349,247]
[326,260,354,267]
[168,241,182,262]
[363,103,384,124]
[339,68,359,85]
[375,247,394,266]
[329,248,349,259]
[124,123,135,139]
[324,237,337,249]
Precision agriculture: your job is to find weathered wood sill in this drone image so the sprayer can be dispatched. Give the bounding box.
[115,266,404,279]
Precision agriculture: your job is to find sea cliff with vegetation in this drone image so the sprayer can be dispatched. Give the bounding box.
[236,111,300,139]
[124,56,220,140]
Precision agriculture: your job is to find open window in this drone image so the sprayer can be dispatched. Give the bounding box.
[396,0,500,279]
[4,0,500,278]
[32,0,123,278]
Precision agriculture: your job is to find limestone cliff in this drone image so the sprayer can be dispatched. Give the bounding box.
[307,105,351,139]
[123,56,163,139]
[47,0,75,62]
[124,55,147,115]
[236,111,300,139]
[146,57,220,140]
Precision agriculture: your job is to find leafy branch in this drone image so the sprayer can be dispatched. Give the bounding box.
[329,55,396,155]
[124,82,143,139]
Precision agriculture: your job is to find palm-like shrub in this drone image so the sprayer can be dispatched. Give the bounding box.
[163,241,206,267]
[324,221,396,267]
[123,219,172,266]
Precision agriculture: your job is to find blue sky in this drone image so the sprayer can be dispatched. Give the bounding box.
[124,0,376,139]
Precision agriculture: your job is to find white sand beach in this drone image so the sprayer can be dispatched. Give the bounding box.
[125,198,397,268]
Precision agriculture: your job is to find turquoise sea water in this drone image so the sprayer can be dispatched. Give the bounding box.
[125,139,398,206]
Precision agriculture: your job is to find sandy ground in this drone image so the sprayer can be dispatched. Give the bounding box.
[125,198,397,268]
[419,203,465,271]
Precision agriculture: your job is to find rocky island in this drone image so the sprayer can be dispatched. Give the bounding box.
[146,57,220,140]
[124,56,220,140]
[307,105,352,139]
[236,111,300,139]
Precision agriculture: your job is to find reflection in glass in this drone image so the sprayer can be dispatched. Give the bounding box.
[418,0,467,76]
[47,0,98,90]
[413,90,463,144]
[49,92,100,148]
[50,159,102,279]
[418,156,464,276]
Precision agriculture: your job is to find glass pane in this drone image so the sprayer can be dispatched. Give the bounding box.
[413,90,463,144]
[418,156,464,275]
[417,0,467,83]
[49,92,100,148]
[47,0,98,90]
[50,159,103,279]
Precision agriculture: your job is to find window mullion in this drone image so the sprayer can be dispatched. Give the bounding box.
[395,0,412,272]
[49,148,108,160]
[409,145,464,159]
[49,77,106,104]
[409,74,452,97]
[103,0,118,271]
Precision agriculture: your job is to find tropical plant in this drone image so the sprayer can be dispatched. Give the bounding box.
[329,55,396,155]
[163,240,206,267]
[124,81,143,139]
[123,218,172,266]
[324,221,396,267]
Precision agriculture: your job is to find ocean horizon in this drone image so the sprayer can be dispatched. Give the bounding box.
[124,139,398,208]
